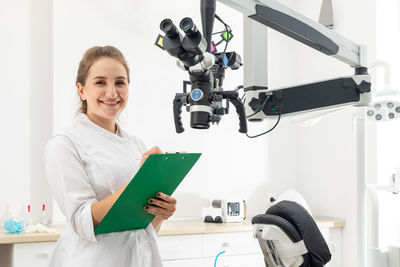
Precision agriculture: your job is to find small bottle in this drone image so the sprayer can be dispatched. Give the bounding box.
[40,204,48,226]
[391,173,400,194]
[26,204,34,226]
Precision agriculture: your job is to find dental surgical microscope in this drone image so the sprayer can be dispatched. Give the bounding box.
[157,0,371,137]
[157,0,372,266]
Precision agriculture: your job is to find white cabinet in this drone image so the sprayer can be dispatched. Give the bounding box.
[11,234,263,267]
[163,255,265,267]
[202,232,260,257]
[159,232,263,266]
[159,229,342,267]
[13,242,54,267]
[320,228,342,267]
[3,225,341,267]
[157,234,203,260]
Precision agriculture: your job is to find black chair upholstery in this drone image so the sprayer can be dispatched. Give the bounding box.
[252,200,331,267]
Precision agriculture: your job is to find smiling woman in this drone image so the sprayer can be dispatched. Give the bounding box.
[45,46,177,267]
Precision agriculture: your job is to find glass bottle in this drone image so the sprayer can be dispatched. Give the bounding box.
[40,204,48,226]
[26,204,34,226]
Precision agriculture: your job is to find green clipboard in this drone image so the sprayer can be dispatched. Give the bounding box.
[94,153,201,235]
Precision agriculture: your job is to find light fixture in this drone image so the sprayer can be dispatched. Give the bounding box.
[366,61,400,121]
[366,89,400,121]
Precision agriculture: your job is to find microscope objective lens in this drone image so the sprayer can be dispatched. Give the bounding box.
[375,114,382,120]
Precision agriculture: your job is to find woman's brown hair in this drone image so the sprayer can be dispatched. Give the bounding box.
[76,46,130,114]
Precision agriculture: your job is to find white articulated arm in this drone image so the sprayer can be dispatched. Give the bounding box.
[218,0,366,68]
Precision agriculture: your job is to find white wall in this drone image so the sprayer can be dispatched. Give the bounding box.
[29,0,53,226]
[0,0,31,224]
[0,0,53,224]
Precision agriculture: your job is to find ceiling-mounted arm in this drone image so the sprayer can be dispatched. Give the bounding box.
[217,0,367,69]
[201,0,216,52]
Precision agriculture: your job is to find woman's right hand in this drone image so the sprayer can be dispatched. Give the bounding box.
[91,146,163,228]
[140,146,163,167]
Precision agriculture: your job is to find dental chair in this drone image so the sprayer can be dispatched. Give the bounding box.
[252,201,332,267]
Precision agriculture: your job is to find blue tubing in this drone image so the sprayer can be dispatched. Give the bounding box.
[214,251,226,267]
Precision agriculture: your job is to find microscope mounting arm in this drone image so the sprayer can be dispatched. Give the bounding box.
[217,0,371,121]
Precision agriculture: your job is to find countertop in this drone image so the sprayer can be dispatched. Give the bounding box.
[0,217,345,245]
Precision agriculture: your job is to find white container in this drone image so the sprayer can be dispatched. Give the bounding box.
[395,168,400,190]
[389,245,400,267]
[368,248,388,267]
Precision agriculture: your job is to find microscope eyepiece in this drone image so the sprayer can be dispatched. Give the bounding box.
[158,6,246,134]
[179,17,206,56]
[160,19,180,38]
[180,17,198,35]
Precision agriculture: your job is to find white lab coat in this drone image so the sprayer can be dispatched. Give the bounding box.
[45,113,163,267]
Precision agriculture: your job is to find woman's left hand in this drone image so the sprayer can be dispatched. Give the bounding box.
[146,192,177,230]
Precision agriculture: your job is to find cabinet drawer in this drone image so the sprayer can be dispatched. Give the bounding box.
[158,235,202,260]
[208,254,265,267]
[14,242,55,267]
[163,258,207,267]
[203,232,260,257]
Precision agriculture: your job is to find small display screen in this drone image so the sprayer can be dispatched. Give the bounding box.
[227,202,240,216]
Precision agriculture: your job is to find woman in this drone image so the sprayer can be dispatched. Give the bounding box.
[45,46,176,267]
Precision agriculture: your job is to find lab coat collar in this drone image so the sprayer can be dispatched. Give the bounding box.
[76,113,127,140]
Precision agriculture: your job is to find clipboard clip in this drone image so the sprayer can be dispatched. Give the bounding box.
[165,152,188,160]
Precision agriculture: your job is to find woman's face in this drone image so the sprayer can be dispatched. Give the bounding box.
[77,57,129,122]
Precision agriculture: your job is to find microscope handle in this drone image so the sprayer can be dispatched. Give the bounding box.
[173,95,185,133]
[229,97,248,134]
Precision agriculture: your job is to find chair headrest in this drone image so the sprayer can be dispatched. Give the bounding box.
[252,200,331,267]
